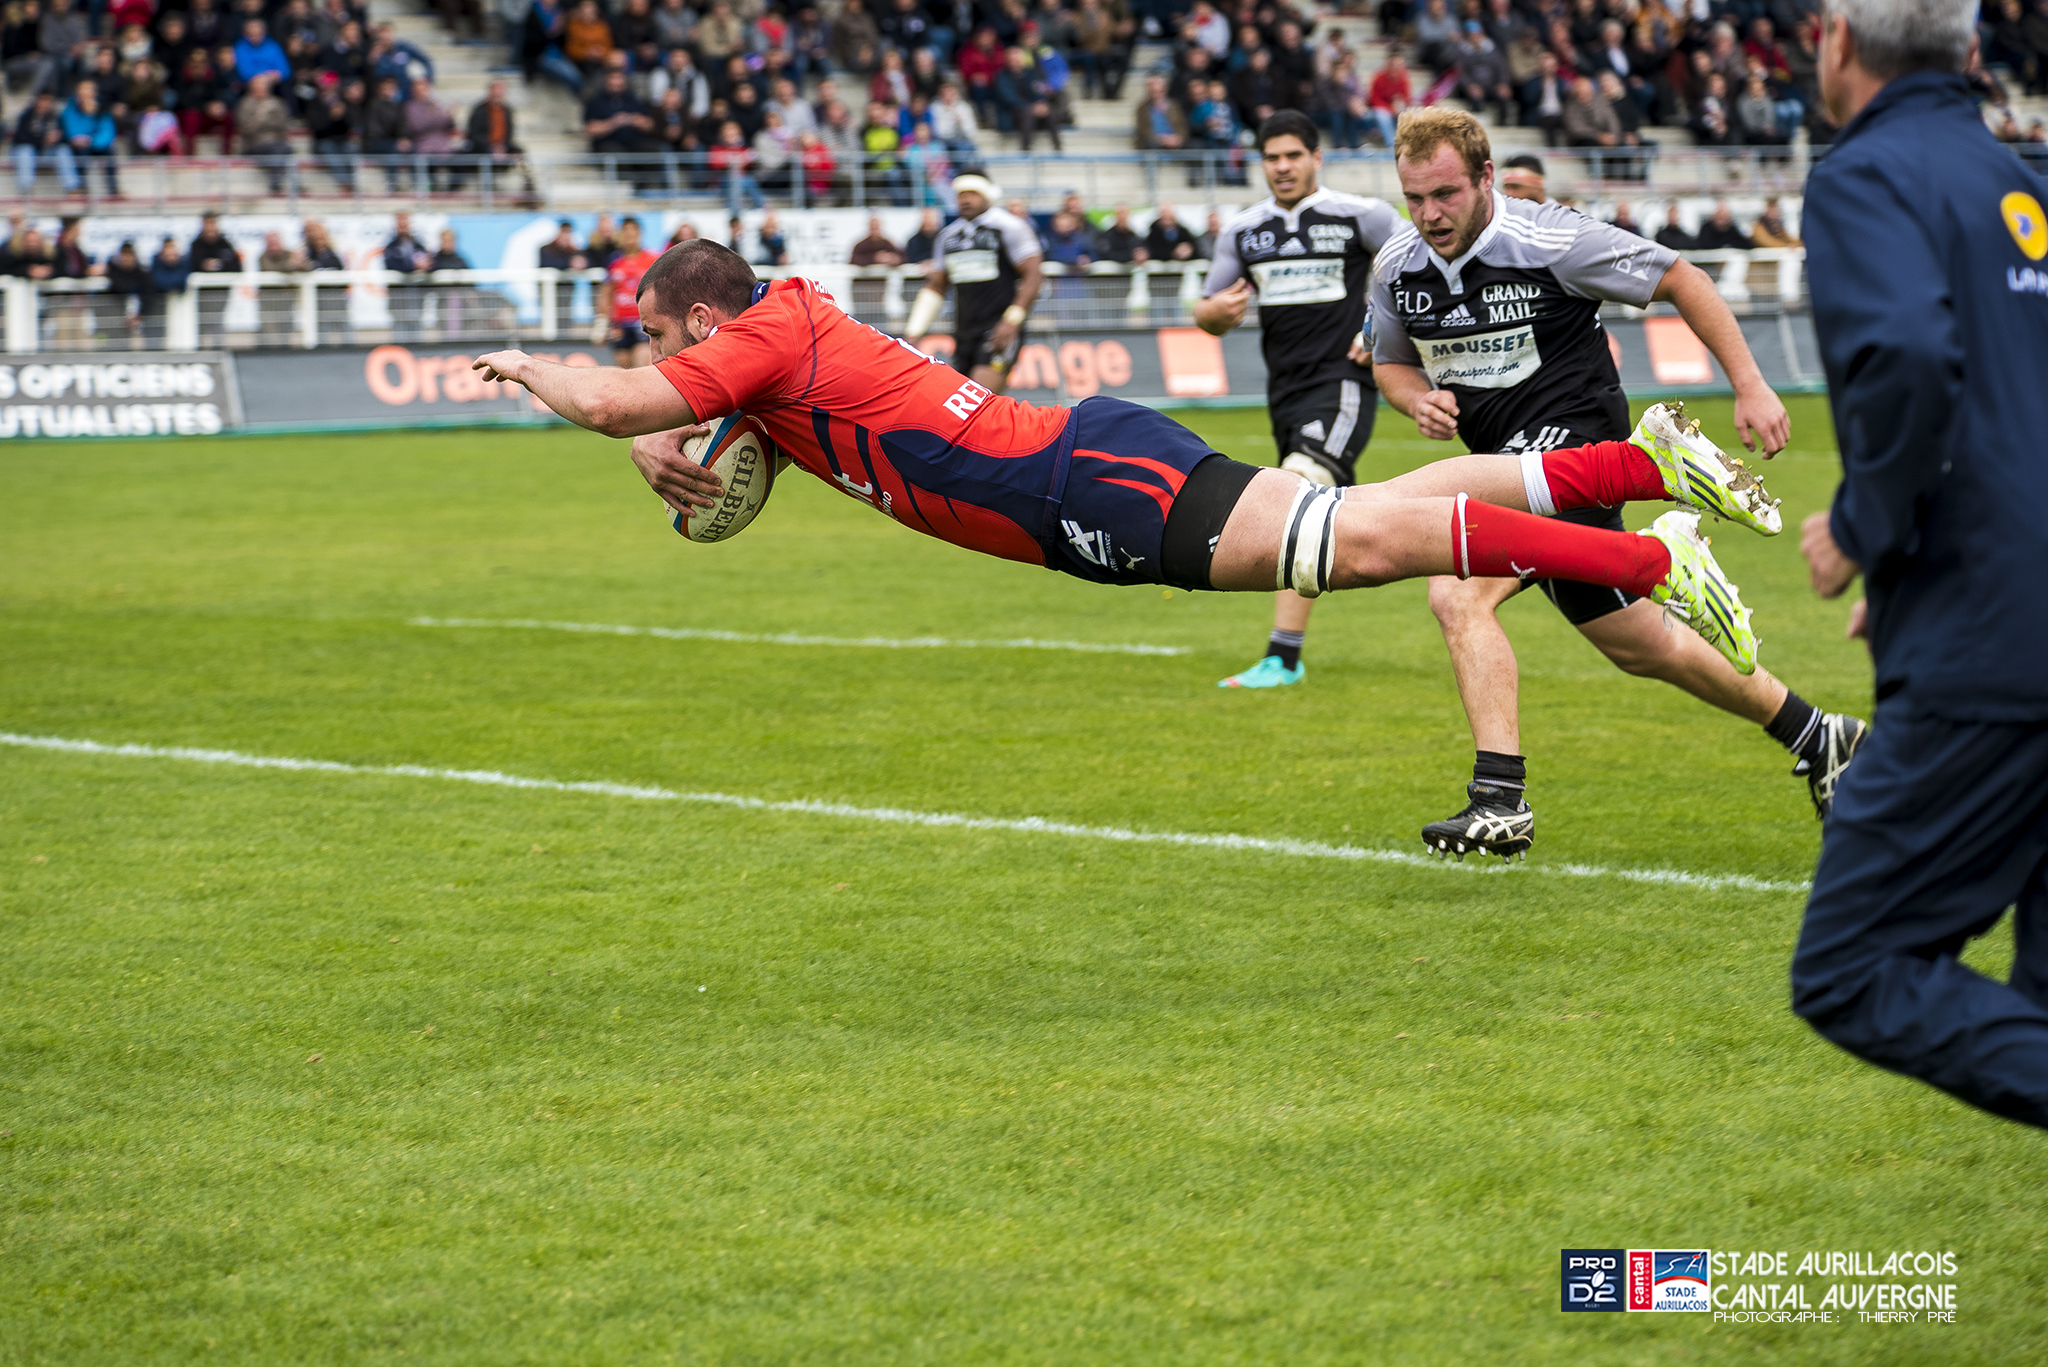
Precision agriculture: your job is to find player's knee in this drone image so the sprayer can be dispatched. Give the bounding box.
[1427,575,1490,625]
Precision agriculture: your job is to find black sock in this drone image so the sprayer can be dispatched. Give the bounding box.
[1766,691,1824,761]
[1266,629,1305,670]
[1473,750,1527,793]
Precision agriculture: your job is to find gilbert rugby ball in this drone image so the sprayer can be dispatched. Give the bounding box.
[671,414,778,543]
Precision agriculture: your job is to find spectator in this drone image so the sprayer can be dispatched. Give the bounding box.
[0,224,55,278]
[12,89,76,195]
[361,74,411,188]
[1193,208,1222,259]
[1561,73,1627,148]
[1366,46,1411,148]
[1607,199,1643,236]
[4,1,57,100]
[172,46,230,152]
[996,45,1059,151]
[1750,197,1801,249]
[522,0,576,92]
[696,0,745,64]
[753,107,793,196]
[1689,71,1736,148]
[466,78,524,186]
[754,210,789,267]
[1133,73,1185,150]
[1453,22,1512,123]
[1094,204,1145,263]
[1692,199,1752,251]
[768,75,815,135]
[383,212,432,272]
[860,98,905,205]
[305,75,357,189]
[796,129,835,203]
[1735,70,1789,148]
[1653,200,1693,251]
[403,78,466,191]
[234,18,289,83]
[149,236,191,293]
[188,213,241,272]
[584,67,657,154]
[651,46,710,115]
[1522,49,1565,143]
[38,0,90,85]
[431,228,469,270]
[1041,207,1094,268]
[237,70,295,193]
[708,117,762,210]
[1070,0,1130,101]
[1145,202,1198,262]
[1413,0,1460,73]
[59,78,116,195]
[929,79,978,153]
[611,0,658,54]
[903,204,941,263]
[956,26,1004,122]
[52,216,94,278]
[852,216,911,269]
[666,220,698,248]
[564,0,613,84]
[537,219,587,271]
[258,230,304,272]
[301,219,344,269]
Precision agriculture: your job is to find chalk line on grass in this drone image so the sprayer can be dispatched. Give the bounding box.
[1,732,1808,895]
[410,617,1191,658]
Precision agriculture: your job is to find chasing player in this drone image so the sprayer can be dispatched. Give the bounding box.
[1371,109,1866,858]
[605,216,660,368]
[1197,111,1402,691]
[905,174,1043,394]
[472,240,1785,824]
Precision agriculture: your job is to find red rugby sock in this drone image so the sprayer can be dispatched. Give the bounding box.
[1452,496,1672,598]
[1538,440,1669,511]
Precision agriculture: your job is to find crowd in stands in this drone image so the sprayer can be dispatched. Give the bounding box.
[5,0,2042,207]
[4,0,536,195]
[1345,0,2048,155]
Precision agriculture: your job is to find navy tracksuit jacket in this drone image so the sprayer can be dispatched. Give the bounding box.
[1793,71,2048,1127]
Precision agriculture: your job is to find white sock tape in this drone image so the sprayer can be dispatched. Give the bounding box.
[1519,447,1557,517]
[1455,491,1471,579]
[1278,484,1343,597]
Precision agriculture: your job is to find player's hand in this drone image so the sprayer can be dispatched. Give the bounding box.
[988,318,1020,353]
[1413,388,1460,441]
[1209,278,1252,329]
[630,423,718,514]
[1732,383,1790,456]
[1346,331,1370,365]
[473,350,531,386]
[1801,509,1860,598]
[1846,597,1868,642]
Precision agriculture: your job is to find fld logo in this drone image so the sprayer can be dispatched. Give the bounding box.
[1560,1250,1625,1311]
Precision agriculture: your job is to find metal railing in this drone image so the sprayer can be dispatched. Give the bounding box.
[2,250,1806,356]
[6,144,1851,214]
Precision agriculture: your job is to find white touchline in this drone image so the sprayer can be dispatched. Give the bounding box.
[3,732,1810,895]
[409,617,1192,657]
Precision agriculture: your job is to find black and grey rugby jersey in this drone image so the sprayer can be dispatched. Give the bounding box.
[933,206,1043,337]
[1369,191,1678,453]
[1204,187,1402,405]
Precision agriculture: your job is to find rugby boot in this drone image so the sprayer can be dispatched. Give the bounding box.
[1794,713,1868,820]
[1422,782,1534,861]
[1641,510,1760,675]
[1218,655,1305,689]
[1630,401,1783,535]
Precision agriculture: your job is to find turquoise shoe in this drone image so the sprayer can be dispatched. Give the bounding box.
[1217,655,1305,689]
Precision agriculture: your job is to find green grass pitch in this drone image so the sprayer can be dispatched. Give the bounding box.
[3,397,2041,1363]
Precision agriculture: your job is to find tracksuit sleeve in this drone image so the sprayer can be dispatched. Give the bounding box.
[1806,159,1965,572]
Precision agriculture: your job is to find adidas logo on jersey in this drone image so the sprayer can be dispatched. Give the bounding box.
[1277,238,1307,256]
[1441,304,1477,328]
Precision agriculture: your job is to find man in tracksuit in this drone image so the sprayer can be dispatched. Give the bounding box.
[1795,0,2048,1128]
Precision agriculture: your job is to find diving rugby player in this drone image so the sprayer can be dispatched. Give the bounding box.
[1197,111,1402,690]
[1373,109,1866,858]
[473,240,1781,793]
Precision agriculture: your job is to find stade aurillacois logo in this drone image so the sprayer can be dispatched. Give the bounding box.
[1561,1249,1710,1312]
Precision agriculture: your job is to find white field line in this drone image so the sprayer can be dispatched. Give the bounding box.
[1,732,1808,897]
[409,617,1191,657]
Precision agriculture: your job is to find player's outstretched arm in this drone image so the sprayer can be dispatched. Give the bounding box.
[474,349,697,438]
[1192,278,1250,336]
[1652,260,1789,455]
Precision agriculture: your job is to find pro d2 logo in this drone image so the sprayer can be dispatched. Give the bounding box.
[1561,1250,1625,1312]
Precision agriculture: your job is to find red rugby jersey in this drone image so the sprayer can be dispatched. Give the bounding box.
[654,278,1073,566]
